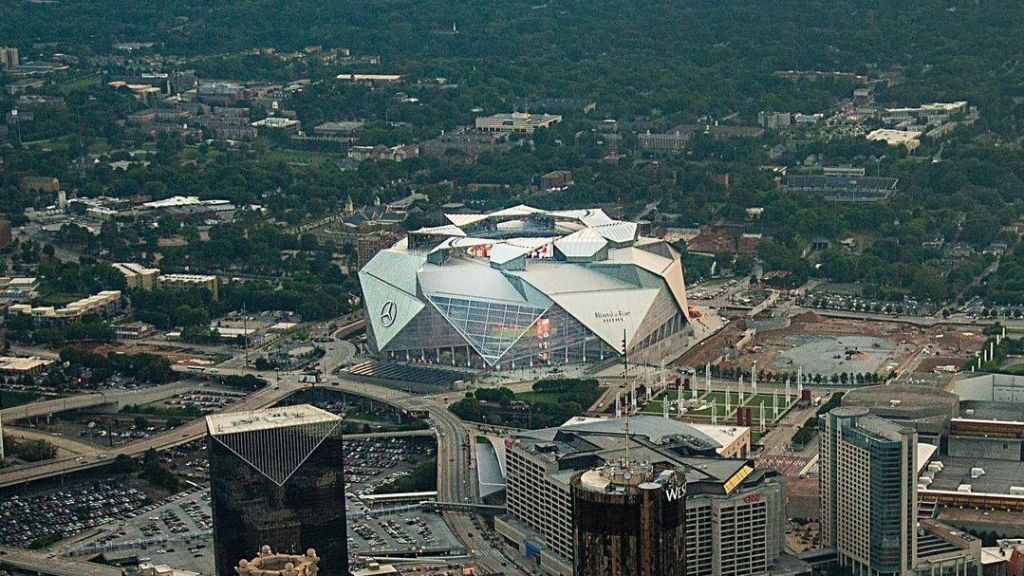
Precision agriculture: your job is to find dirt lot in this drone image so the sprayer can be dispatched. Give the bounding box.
[701,312,985,379]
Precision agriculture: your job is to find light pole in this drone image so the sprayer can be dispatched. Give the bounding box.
[873,154,886,177]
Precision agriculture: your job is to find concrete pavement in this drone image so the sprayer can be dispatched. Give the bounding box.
[1,328,523,572]
[0,545,122,576]
[1,380,205,423]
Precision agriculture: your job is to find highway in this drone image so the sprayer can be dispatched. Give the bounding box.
[0,545,122,576]
[1,380,206,422]
[0,368,413,488]
[0,333,525,573]
[1,393,107,421]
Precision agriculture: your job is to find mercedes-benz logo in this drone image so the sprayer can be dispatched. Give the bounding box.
[380,301,397,327]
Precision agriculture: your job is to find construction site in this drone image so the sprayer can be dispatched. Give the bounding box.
[677,311,986,382]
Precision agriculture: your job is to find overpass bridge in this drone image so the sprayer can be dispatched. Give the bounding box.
[0,546,123,576]
[0,375,413,489]
[346,429,435,441]
[423,501,506,514]
[1,381,213,423]
[1,394,108,422]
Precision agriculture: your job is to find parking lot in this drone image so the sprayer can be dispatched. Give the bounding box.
[346,503,462,558]
[17,387,247,450]
[24,435,458,573]
[153,389,248,415]
[0,481,151,548]
[346,436,436,488]
[68,485,215,573]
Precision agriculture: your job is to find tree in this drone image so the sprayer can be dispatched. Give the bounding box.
[113,454,136,474]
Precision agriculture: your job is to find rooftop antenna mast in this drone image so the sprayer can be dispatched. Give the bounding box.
[242,305,250,368]
[622,329,631,464]
[0,390,5,461]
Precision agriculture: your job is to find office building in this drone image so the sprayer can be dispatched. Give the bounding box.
[0,48,18,70]
[0,355,54,377]
[783,175,898,201]
[359,205,690,370]
[114,263,161,291]
[638,131,690,151]
[541,170,573,192]
[496,416,785,576]
[820,407,917,576]
[313,121,365,137]
[158,273,220,300]
[572,462,687,576]
[8,290,121,321]
[475,112,562,134]
[357,232,401,269]
[207,405,347,576]
[251,117,302,135]
[0,276,38,301]
[20,176,60,193]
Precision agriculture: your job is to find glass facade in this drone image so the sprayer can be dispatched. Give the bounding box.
[427,295,550,363]
[209,424,347,576]
[377,287,686,370]
[821,408,916,576]
[572,472,688,576]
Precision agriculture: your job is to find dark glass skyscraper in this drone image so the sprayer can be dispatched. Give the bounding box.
[571,463,687,576]
[207,405,347,576]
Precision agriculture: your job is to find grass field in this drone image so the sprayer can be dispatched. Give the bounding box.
[703,391,742,414]
[634,388,797,425]
[639,399,666,414]
[1000,363,1024,375]
[59,72,102,93]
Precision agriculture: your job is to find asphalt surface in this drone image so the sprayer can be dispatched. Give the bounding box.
[1,331,526,574]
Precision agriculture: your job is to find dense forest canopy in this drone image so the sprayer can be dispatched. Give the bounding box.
[2,0,1022,123]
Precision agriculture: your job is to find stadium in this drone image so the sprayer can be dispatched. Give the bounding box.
[358,205,690,370]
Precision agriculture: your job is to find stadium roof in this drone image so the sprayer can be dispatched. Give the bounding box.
[359,205,690,364]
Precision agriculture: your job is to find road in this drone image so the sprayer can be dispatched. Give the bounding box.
[425,398,521,574]
[1,380,204,422]
[0,333,524,573]
[16,224,83,264]
[0,545,122,576]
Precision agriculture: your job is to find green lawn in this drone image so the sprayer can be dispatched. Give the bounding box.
[59,72,102,93]
[744,392,796,422]
[703,391,742,414]
[636,389,795,425]
[264,149,344,166]
[639,399,666,414]
[35,291,79,306]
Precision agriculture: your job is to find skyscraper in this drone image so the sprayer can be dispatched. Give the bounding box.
[498,416,785,576]
[207,405,347,576]
[571,462,687,576]
[820,406,917,576]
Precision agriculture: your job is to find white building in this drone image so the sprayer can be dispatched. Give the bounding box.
[821,407,918,576]
[358,205,691,370]
[475,112,562,134]
[113,262,160,290]
[496,416,786,576]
